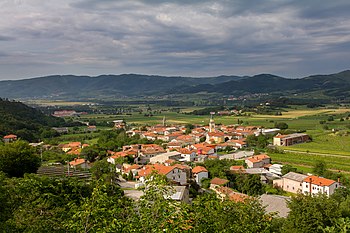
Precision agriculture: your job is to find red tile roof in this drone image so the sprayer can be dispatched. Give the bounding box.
[192,166,208,174]
[69,158,86,166]
[210,177,229,186]
[207,132,226,137]
[138,164,177,177]
[217,187,249,202]
[230,165,245,171]
[303,175,336,187]
[3,134,17,139]
[246,154,270,163]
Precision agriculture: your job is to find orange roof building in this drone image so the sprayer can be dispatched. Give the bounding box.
[3,134,17,143]
[302,175,339,196]
[137,163,187,185]
[245,154,271,168]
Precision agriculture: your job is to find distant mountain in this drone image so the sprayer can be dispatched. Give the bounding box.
[0,74,243,99]
[0,99,64,141]
[0,71,349,100]
[180,71,350,97]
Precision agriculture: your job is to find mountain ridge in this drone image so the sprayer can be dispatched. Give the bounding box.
[0,71,349,100]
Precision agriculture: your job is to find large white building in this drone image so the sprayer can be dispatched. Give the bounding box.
[302,175,339,196]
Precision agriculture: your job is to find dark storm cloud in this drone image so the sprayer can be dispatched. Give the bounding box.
[0,0,349,80]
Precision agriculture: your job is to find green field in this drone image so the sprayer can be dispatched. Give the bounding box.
[285,130,350,156]
[269,152,350,173]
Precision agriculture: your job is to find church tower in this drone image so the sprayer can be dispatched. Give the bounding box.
[162,116,166,127]
[209,113,215,132]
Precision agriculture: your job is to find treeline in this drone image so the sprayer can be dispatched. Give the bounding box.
[1,172,350,232]
[0,99,65,141]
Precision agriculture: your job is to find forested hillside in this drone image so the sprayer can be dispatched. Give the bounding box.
[0,70,349,101]
[0,98,64,141]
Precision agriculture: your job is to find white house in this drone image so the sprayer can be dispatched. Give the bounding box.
[192,166,208,186]
[302,175,340,196]
[137,164,187,185]
[149,151,182,164]
[179,148,197,162]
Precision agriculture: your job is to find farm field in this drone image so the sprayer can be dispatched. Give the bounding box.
[285,130,350,156]
[268,152,350,174]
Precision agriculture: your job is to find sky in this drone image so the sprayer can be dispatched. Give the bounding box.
[0,0,350,80]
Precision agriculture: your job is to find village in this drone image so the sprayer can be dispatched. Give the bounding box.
[3,113,341,218]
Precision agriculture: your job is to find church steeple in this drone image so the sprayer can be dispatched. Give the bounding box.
[209,112,215,132]
[162,116,166,127]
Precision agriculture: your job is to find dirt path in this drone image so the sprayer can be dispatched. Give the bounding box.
[283,149,350,159]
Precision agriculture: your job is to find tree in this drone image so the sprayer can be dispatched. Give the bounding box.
[0,141,41,177]
[275,122,289,130]
[313,160,327,176]
[284,194,341,233]
[281,164,298,175]
[90,159,113,180]
[80,145,100,162]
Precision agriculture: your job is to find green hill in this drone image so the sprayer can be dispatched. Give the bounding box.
[0,98,65,142]
[0,71,349,101]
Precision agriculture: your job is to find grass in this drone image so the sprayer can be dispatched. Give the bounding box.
[285,130,350,156]
[269,152,350,173]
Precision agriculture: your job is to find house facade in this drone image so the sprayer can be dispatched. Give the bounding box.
[273,133,310,146]
[273,172,308,194]
[245,154,271,168]
[192,166,208,186]
[302,175,339,196]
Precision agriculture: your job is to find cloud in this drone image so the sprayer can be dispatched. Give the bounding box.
[0,0,349,80]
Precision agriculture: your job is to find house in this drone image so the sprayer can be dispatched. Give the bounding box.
[230,165,245,173]
[149,151,182,164]
[165,186,190,203]
[60,142,82,153]
[215,186,248,202]
[255,128,280,136]
[113,120,126,129]
[273,172,308,194]
[107,151,132,164]
[245,154,271,168]
[137,164,187,185]
[123,164,142,176]
[179,148,197,162]
[138,144,166,164]
[52,110,77,117]
[302,175,339,196]
[273,133,310,146]
[167,141,183,150]
[192,166,208,186]
[226,139,247,149]
[210,177,229,189]
[206,131,226,144]
[191,143,216,156]
[69,158,90,170]
[268,164,283,176]
[3,134,17,143]
[52,127,69,134]
[86,125,97,132]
